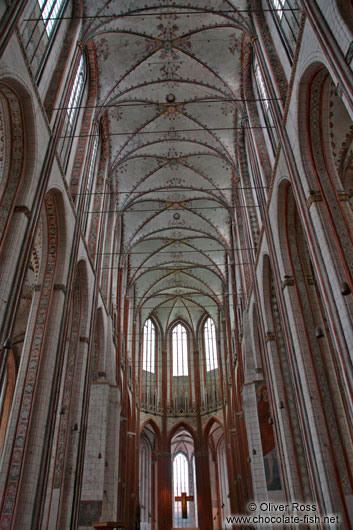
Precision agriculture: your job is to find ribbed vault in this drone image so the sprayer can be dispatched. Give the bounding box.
[81,0,252,332]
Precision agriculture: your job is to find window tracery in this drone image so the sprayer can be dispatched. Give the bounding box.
[66,55,85,125]
[59,54,86,165]
[143,319,156,373]
[83,132,99,234]
[173,324,188,376]
[268,0,300,59]
[38,0,65,36]
[204,318,218,372]
[21,0,67,76]
[173,452,189,499]
[254,59,278,153]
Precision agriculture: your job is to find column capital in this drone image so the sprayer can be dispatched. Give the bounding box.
[14,205,31,218]
[281,276,294,290]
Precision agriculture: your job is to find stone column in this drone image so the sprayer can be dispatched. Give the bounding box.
[157,451,172,530]
[70,379,109,528]
[195,449,213,530]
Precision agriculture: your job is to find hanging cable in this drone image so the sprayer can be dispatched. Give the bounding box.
[24,7,300,23]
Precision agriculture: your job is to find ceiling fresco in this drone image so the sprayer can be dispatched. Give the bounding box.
[81,1,253,332]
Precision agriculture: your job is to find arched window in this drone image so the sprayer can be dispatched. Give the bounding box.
[38,0,65,36]
[66,55,85,124]
[271,0,285,19]
[173,452,189,501]
[254,60,269,111]
[83,132,99,234]
[59,54,85,165]
[173,324,188,376]
[21,0,66,76]
[143,319,155,373]
[268,0,300,60]
[204,318,218,371]
[254,59,278,154]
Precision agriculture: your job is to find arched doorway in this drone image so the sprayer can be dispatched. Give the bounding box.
[171,428,198,529]
[139,422,159,530]
[207,421,230,529]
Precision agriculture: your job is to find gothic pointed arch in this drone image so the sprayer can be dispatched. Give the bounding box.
[299,63,353,293]
[277,178,353,524]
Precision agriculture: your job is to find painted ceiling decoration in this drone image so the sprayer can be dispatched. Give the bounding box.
[81,0,253,331]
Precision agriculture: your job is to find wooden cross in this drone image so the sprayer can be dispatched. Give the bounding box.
[175,491,194,519]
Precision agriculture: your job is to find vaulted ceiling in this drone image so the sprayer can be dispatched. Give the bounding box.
[82,1,253,332]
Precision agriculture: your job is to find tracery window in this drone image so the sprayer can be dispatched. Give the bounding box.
[143,319,155,373]
[173,452,189,497]
[38,0,65,36]
[21,0,66,77]
[173,324,188,376]
[67,55,85,125]
[173,452,189,525]
[59,54,86,166]
[254,59,278,154]
[254,60,269,111]
[271,0,285,19]
[268,0,300,60]
[83,132,99,234]
[204,318,218,371]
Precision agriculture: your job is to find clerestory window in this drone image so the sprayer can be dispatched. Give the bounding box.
[172,324,188,376]
[271,0,285,20]
[254,59,278,154]
[173,452,189,498]
[38,0,65,36]
[67,55,85,125]
[204,318,218,371]
[21,0,67,77]
[254,60,269,111]
[83,133,99,234]
[59,54,86,166]
[143,319,155,373]
[268,0,300,60]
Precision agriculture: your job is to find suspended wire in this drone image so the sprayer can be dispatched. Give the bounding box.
[24,7,300,23]
[73,185,269,197]
[104,262,252,271]
[58,124,275,140]
[102,261,251,271]
[46,96,282,114]
[114,291,237,298]
[95,247,255,255]
[84,205,260,214]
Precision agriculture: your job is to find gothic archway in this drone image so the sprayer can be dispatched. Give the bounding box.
[278,180,353,526]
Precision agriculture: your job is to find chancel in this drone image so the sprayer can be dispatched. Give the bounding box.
[0,1,353,530]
